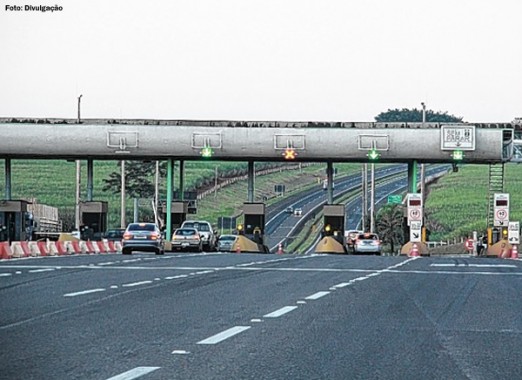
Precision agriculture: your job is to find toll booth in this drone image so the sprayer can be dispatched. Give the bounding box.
[322,204,345,244]
[0,200,30,242]
[243,203,266,245]
[79,201,108,238]
[162,201,188,234]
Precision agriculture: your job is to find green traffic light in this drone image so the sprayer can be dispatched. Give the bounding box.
[452,150,464,160]
[367,148,380,161]
[200,147,213,158]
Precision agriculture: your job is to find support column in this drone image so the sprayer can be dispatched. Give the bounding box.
[4,158,11,200]
[361,163,367,231]
[326,162,334,204]
[247,161,255,202]
[166,159,173,242]
[86,159,94,201]
[120,160,126,229]
[408,161,418,193]
[179,160,185,200]
[75,160,81,230]
[370,163,375,233]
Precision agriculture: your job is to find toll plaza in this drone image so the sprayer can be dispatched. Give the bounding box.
[315,204,346,254]
[233,203,268,253]
[162,201,188,233]
[0,200,30,242]
[79,201,108,239]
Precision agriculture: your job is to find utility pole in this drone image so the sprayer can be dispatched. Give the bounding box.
[120,160,126,229]
[77,94,83,124]
[420,102,426,204]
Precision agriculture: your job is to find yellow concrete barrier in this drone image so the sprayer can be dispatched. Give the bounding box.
[314,236,346,254]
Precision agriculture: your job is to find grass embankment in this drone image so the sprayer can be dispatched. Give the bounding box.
[425,164,522,241]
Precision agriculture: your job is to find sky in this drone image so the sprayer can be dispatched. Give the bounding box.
[1,0,521,123]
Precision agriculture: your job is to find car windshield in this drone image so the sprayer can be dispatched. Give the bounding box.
[358,233,378,240]
[107,230,123,238]
[183,222,210,232]
[175,228,197,236]
[219,235,236,242]
[127,223,156,232]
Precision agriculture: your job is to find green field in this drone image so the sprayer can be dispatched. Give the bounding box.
[425,164,522,240]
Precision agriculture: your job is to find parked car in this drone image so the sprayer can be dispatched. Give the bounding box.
[180,220,217,251]
[104,228,125,242]
[122,222,164,255]
[171,228,202,252]
[353,232,382,255]
[217,234,238,252]
[293,207,303,216]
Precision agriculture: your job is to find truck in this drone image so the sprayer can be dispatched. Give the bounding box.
[26,202,63,240]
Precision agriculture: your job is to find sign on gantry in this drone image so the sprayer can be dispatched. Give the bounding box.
[441,125,476,150]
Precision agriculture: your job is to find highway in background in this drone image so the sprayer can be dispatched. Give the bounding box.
[265,164,450,252]
[1,253,522,379]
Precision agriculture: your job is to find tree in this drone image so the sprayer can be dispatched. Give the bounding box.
[102,161,166,198]
[376,204,404,254]
[375,108,463,123]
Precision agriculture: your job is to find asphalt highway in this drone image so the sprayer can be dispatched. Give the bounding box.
[1,252,522,379]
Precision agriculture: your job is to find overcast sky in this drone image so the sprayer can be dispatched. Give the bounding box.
[1,0,520,122]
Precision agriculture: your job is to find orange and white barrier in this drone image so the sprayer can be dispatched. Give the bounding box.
[409,243,420,257]
[511,244,519,259]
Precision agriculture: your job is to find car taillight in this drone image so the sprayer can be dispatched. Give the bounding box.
[150,232,159,240]
[123,233,132,240]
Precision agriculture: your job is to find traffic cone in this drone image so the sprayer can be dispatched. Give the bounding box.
[277,243,284,255]
[511,244,519,259]
[409,243,420,257]
[235,244,241,254]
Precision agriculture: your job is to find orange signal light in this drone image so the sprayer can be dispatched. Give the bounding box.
[282,148,297,160]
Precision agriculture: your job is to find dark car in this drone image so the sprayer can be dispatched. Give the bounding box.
[122,223,164,255]
[171,228,203,252]
[217,234,238,252]
[104,228,125,242]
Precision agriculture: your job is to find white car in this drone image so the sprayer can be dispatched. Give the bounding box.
[354,233,382,255]
[293,208,303,216]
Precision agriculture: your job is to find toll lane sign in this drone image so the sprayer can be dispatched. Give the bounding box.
[410,221,422,243]
[508,222,520,244]
[441,125,475,150]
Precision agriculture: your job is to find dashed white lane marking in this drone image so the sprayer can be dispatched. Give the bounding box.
[172,350,190,355]
[305,291,330,300]
[106,366,160,380]
[0,273,13,277]
[164,274,188,280]
[28,268,55,273]
[64,288,106,297]
[431,263,517,268]
[264,306,298,318]
[122,280,153,287]
[197,326,251,345]
[98,262,116,266]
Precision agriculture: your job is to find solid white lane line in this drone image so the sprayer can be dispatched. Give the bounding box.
[98,262,116,266]
[264,306,298,318]
[122,281,153,287]
[28,269,55,273]
[64,288,106,297]
[0,273,13,277]
[305,291,330,300]
[197,326,251,345]
[106,366,160,380]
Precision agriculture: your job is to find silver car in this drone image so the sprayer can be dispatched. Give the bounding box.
[122,223,164,255]
[217,234,238,252]
[180,220,217,251]
[171,228,202,252]
[353,233,382,255]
